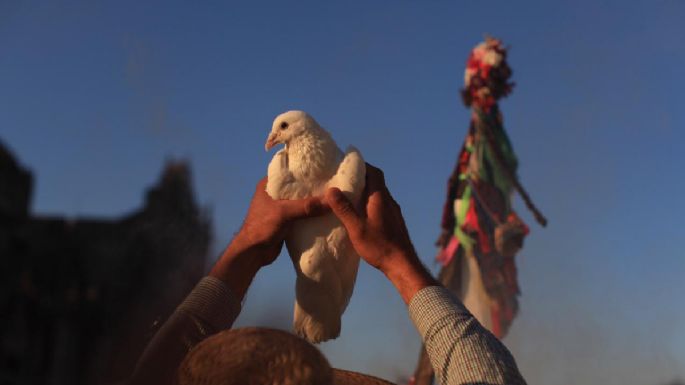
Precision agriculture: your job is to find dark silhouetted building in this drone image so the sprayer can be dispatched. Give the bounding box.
[0,140,211,385]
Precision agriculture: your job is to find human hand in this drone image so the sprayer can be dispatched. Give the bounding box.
[235,177,329,265]
[325,164,413,271]
[210,177,329,299]
[325,164,438,303]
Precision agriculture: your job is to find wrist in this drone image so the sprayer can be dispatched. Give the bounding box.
[209,235,263,300]
[382,250,438,305]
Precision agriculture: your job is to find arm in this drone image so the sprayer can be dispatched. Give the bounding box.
[127,276,240,385]
[128,178,329,385]
[409,287,526,385]
[326,164,526,385]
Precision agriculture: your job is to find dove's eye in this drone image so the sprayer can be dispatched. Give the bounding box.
[280,122,289,130]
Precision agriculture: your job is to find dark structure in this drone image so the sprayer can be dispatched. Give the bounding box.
[0,140,211,385]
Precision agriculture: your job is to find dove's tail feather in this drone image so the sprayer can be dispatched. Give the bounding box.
[293,298,341,344]
[292,270,343,343]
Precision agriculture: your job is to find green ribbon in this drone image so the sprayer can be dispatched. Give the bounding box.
[454,182,474,251]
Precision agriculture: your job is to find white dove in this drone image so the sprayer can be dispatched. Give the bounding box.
[264,110,365,343]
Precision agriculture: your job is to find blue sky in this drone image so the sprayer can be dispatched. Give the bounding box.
[1,1,684,384]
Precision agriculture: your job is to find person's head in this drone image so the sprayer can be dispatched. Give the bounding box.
[178,327,394,385]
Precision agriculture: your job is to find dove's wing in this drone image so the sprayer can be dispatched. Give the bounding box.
[326,146,365,204]
[324,146,365,310]
[266,149,310,199]
[266,149,291,199]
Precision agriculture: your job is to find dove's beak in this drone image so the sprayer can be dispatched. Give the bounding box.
[265,132,279,151]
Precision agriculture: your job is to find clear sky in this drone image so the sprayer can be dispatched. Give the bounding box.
[2,1,684,384]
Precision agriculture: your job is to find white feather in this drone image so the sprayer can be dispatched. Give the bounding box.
[265,110,365,343]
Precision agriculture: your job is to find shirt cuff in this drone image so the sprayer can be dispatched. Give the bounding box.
[176,276,242,331]
[408,285,470,339]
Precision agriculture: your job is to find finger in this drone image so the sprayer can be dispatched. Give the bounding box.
[325,188,363,234]
[280,196,330,220]
[365,163,386,195]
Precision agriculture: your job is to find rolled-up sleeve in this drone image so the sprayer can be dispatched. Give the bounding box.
[129,276,241,384]
[409,286,526,385]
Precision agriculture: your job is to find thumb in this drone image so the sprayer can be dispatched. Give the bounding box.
[326,188,363,234]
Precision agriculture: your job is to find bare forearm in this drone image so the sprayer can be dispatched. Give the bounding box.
[130,176,328,384]
[209,233,264,301]
[381,251,439,305]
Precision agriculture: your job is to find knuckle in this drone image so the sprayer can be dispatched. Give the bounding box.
[369,167,384,181]
[376,169,386,184]
[338,201,354,215]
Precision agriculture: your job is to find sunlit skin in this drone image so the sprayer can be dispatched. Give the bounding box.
[209,177,329,299]
[325,164,438,304]
[210,164,437,304]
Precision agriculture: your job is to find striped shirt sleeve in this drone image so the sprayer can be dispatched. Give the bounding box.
[408,286,526,385]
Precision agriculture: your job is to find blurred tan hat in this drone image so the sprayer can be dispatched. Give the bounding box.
[332,369,395,385]
[179,327,395,385]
